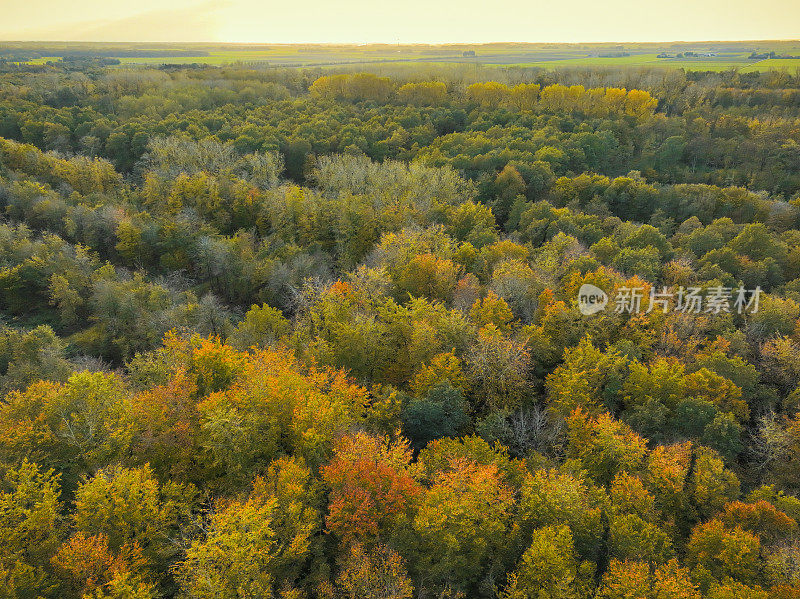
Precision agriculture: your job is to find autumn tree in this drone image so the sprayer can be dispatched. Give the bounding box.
[198,347,366,480]
[565,408,648,486]
[0,461,63,599]
[686,519,763,587]
[336,543,414,599]
[597,559,700,599]
[175,458,319,598]
[52,533,156,599]
[466,324,531,411]
[322,432,421,548]
[413,457,515,593]
[73,464,195,579]
[501,525,585,599]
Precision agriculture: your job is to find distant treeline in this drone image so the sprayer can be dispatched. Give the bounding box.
[0,47,211,59]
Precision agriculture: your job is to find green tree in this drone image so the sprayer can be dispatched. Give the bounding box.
[501,525,581,599]
[0,461,63,599]
[176,460,319,598]
[402,381,470,449]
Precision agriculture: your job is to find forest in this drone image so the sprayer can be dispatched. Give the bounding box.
[1,59,800,599]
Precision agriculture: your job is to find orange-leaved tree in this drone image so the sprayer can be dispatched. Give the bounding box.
[322,432,421,548]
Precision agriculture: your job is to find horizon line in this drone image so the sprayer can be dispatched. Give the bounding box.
[2,39,800,45]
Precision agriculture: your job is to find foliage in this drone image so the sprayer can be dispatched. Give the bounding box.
[1,59,800,598]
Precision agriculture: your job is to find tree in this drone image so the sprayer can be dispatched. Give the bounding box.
[547,338,628,416]
[397,82,447,107]
[702,413,744,462]
[413,458,514,593]
[0,325,72,393]
[719,500,798,545]
[470,291,514,332]
[596,559,650,599]
[322,432,421,547]
[310,73,394,102]
[198,347,366,478]
[686,519,762,587]
[761,336,800,395]
[228,303,290,350]
[624,89,659,118]
[125,369,201,483]
[489,259,543,323]
[492,164,527,225]
[466,324,530,411]
[0,371,131,489]
[410,351,469,398]
[392,252,461,302]
[597,559,699,599]
[501,525,581,599]
[444,201,498,247]
[566,408,648,486]
[466,82,510,107]
[0,460,63,599]
[608,511,673,565]
[643,442,740,538]
[509,84,541,111]
[73,464,195,577]
[52,533,156,599]
[417,435,521,486]
[684,368,748,422]
[518,468,604,561]
[336,544,414,599]
[402,381,470,449]
[175,461,319,598]
[705,581,772,599]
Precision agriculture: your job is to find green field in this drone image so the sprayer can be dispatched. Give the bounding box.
[5,41,800,72]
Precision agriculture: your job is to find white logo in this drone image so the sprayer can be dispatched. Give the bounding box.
[578,284,608,316]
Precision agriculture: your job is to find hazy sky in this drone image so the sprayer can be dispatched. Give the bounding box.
[1,0,798,43]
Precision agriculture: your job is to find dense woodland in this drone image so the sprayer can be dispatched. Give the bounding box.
[1,60,800,599]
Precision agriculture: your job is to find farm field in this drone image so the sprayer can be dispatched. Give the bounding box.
[5,41,800,72]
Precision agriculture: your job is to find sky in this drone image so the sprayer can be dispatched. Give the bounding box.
[1,0,798,43]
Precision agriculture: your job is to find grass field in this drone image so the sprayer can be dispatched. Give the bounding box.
[119,50,800,72]
[5,42,800,72]
[494,52,765,71]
